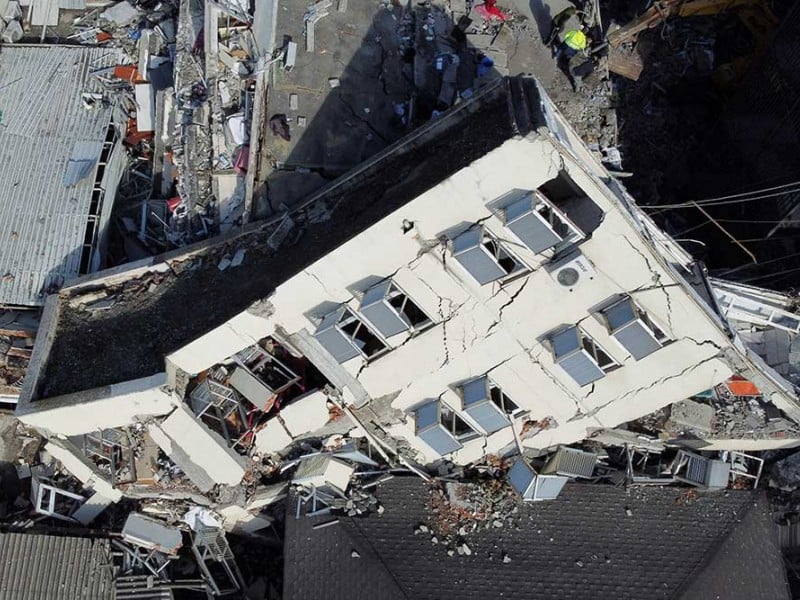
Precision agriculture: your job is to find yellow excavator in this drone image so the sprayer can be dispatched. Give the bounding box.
[607,0,778,87]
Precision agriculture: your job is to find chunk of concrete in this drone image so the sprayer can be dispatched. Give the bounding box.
[670,399,714,433]
[218,504,274,535]
[280,390,330,437]
[254,418,293,454]
[245,482,288,511]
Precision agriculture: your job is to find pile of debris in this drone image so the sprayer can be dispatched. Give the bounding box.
[423,456,521,551]
[0,311,38,405]
[641,380,800,442]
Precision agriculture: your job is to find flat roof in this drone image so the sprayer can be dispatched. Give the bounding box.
[0,45,120,307]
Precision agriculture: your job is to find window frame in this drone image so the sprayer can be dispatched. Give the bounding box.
[549,325,616,386]
[495,190,584,254]
[315,306,390,362]
[440,403,481,442]
[451,225,529,285]
[488,381,523,417]
[336,307,390,359]
[580,332,618,373]
[480,231,527,279]
[360,279,434,338]
[600,296,670,359]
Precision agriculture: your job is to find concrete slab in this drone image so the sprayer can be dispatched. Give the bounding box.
[71,491,114,526]
[151,404,248,489]
[253,418,293,454]
[218,504,273,535]
[279,389,330,437]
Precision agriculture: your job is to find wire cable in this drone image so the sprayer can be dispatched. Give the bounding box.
[645,185,800,213]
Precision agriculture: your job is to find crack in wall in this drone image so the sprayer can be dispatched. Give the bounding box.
[614,354,722,405]
[523,343,585,413]
[304,268,337,298]
[680,336,724,352]
[622,235,676,332]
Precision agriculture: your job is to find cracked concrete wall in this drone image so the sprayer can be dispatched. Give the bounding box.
[18,374,173,437]
[164,134,742,465]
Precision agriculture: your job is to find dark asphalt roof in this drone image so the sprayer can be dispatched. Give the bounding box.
[283,477,789,600]
[35,76,543,399]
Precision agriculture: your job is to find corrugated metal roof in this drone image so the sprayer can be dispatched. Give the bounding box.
[0,45,121,306]
[0,531,113,599]
[58,0,87,9]
[30,0,59,26]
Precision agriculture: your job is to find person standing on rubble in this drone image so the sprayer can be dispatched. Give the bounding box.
[548,6,592,93]
[558,26,591,92]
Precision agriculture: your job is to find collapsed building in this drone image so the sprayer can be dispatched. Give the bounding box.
[13,76,800,521]
[0,1,798,597]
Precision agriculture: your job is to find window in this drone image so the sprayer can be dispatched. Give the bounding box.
[360,280,432,338]
[538,171,605,236]
[451,226,526,285]
[314,306,388,363]
[458,376,513,434]
[581,335,617,371]
[440,403,480,441]
[549,326,617,386]
[600,297,669,360]
[492,191,583,254]
[489,382,520,415]
[508,458,569,502]
[414,401,464,456]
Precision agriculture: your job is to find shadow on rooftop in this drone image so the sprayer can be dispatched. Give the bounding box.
[253,0,504,218]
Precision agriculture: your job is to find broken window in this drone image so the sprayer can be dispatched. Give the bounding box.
[457,376,513,434]
[507,458,569,502]
[549,326,616,386]
[451,226,527,285]
[600,296,669,360]
[414,401,464,456]
[491,190,583,254]
[538,171,604,235]
[440,403,479,441]
[32,476,87,522]
[233,344,301,400]
[315,306,389,362]
[489,382,521,415]
[360,279,432,338]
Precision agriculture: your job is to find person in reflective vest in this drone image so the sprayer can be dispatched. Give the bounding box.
[558,27,591,92]
[564,29,588,52]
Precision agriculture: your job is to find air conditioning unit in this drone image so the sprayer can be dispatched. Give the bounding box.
[547,251,596,290]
